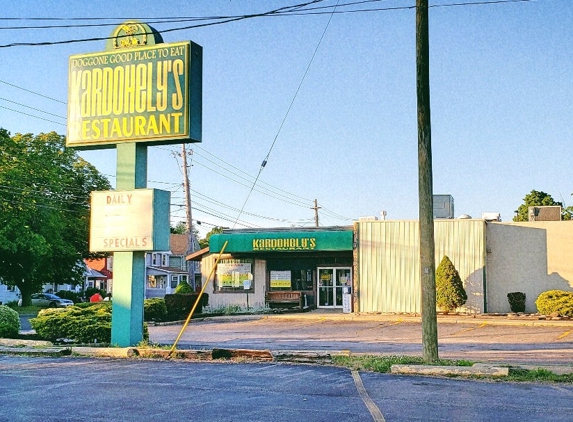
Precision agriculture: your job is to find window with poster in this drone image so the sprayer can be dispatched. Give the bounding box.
[214,259,254,293]
[267,259,313,292]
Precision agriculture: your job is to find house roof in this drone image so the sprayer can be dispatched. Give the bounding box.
[147,266,189,275]
[186,247,209,261]
[170,234,189,255]
[85,258,112,278]
[85,267,107,279]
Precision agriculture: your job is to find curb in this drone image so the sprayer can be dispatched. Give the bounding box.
[391,363,509,377]
[3,344,573,376]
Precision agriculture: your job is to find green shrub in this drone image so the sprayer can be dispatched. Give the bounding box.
[144,298,168,322]
[31,304,112,343]
[507,292,526,313]
[56,290,83,304]
[0,305,20,338]
[435,255,467,312]
[535,290,573,317]
[30,303,149,344]
[164,293,202,320]
[174,282,194,294]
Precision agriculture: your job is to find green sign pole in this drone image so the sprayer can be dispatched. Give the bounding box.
[67,20,201,347]
[111,143,148,346]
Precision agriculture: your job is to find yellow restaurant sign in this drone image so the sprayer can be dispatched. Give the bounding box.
[67,39,202,148]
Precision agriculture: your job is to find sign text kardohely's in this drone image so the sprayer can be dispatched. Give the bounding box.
[67,41,202,148]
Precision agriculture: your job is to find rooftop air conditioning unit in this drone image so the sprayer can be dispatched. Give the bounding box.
[482,213,501,222]
[433,195,454,219]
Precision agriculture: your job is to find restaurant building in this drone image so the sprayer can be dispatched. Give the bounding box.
[188,227,354,311]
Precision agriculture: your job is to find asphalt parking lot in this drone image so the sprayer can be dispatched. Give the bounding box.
[147,312,573,367]
[2,355,573,422]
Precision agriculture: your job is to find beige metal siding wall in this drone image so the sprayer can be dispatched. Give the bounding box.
[434,220,486,313]
[358,220,485,313]
[358,221,420,313]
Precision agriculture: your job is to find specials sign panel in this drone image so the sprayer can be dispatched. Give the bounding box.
[89,189,170,252]
[67,41,202,148]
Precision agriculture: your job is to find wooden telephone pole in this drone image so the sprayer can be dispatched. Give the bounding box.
[416,0,439,362]
[181,144,196,289]
[312,199,321,227]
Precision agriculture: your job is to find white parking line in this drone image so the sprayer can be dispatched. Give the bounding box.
[351,370,386,422]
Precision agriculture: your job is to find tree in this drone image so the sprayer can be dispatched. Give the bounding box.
[435,255,467,312]
[199,226,225,249]
[170,221,186,234]
[513,190,568,221]
[0,130,111,305]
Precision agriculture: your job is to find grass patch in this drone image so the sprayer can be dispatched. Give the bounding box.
[331,354,473,373]
[507,367,573,383]
[332,354,573,383]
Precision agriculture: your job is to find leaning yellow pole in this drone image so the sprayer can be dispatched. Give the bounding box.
[167,241,228,358]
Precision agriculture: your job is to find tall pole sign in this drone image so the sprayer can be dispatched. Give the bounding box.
[67,21,203,347]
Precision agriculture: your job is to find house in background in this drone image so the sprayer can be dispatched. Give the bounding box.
[145,234,194,298]
[84,258,113,293]
[0,281,19,305]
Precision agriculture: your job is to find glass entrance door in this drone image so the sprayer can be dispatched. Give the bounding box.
[317,267,352,308]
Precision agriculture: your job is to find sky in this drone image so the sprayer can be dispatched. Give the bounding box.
[1,0,572,237]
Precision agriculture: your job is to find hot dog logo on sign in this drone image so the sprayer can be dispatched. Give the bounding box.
[67,20,202,149]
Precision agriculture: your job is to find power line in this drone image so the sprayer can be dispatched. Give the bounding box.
[151,145,313,208]
[232,0,340,228]
[0,79,66,104]
[0,97,66,120]
[0,0,324,49]
[0,105,65,126]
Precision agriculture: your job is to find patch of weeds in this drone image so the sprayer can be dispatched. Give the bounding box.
[507,367,573,383]
[331,354,474,374]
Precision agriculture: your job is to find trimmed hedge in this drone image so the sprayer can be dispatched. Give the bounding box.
[536,290,573,317]
[56,290,83,304]
[164,293,203,320]
[30,303,149,344]
[31,304,112,343]
[0,305,20,338]
[174,282,194,294]
[507,292,526,313]
[144,298,168,322]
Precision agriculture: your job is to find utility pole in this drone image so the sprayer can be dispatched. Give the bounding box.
[311,199,321,227]
[416,0,439,362]
[181,144,196,290]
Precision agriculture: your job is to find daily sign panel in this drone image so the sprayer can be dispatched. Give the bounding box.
[67,41,202,148]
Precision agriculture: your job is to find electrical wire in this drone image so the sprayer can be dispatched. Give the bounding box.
[232,0,340,228]
[0,0,324,48]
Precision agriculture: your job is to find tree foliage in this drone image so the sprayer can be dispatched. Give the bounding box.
[435,255,467,312]
[199,226,225,249]
[170,221,186,234]
[0,130,111,305]
[513,190,571,221]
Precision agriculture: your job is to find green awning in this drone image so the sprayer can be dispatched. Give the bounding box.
[209,229,353,253]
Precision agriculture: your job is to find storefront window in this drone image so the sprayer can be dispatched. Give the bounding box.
[215,259,254,293]
[270,268,313,291]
